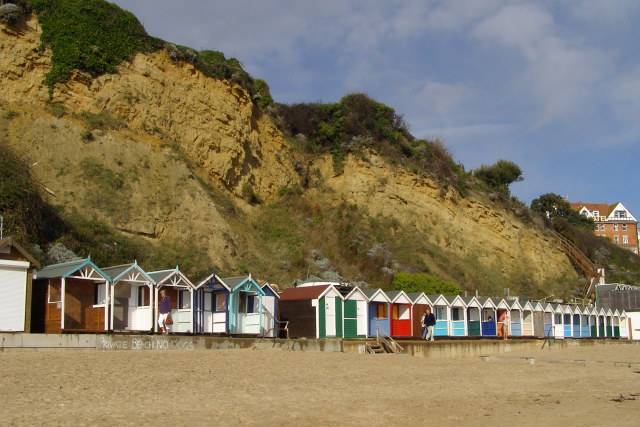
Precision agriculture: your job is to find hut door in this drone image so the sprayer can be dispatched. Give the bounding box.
[356,300,367,336]
[325,296,336,337]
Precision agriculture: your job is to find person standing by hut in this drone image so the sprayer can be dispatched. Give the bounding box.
[158,289,172,335]
[424,308,436,341]
[500,311,510,340]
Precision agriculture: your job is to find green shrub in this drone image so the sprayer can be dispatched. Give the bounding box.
[75,111,126,130]
[393,271,461,295]
[473,159,523,195]
[3,110,19,119]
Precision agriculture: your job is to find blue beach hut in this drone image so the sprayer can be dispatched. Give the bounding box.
[507,299,523,337]
[477,297,497,336]
[225,274,266,335]
[194,271,230,334]
[363,289,391,337]
[429,294,451,337]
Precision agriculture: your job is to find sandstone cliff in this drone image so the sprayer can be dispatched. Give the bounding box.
[0,16,578,294]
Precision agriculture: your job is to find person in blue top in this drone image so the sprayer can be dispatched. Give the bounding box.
[158,289,172,334]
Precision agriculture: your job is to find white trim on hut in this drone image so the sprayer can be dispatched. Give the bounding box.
[477,297,498,336]
[444,295,467,336]
[430,294,452,337]
[194,272,230,334]
[343,286,368,338]
[521,301,535,336]
[507,299,523,336]
[551,303,565,339]
[104,261,156,332]
[461,296,482,337]
[149,267,196,333]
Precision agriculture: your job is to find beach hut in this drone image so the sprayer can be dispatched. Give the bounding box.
[363,289,391,337]
[507,299,523,337]
[408,293,432,339]
[597,307,606,337]
[149,267,196,333]
[579,306,590,338]
[386,290,413,337]
[430,294,451,337]
[521,301,535,337]
[570,306,581,338]
[193,271,230,334]
[477,297,497,336]
[605,308,614,337]
[619,311,629,339]
[588,306,598,337]
[0,237,40,332]
[530,301,546,338]
[613,309,621,338]
[225,275,267,335]
[32,257,110,333]
[461,296,482,337]
[260,282,280,337]
[342,286,368,339]
[493,298,511,338]
[103,262,155,332]
[551,303,565,339]
[446,295,467,336]
[542,302,555,337]
[279,284,344,339]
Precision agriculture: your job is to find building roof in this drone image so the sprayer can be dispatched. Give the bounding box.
[279,285,331,301]
[37,257,108,281]
[102,262,155,284]
[570,202,613,216]
[0,237,41,269]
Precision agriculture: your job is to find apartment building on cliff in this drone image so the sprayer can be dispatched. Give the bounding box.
[570,202,639,254]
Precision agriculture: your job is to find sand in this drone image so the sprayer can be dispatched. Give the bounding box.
[1,343,639,426]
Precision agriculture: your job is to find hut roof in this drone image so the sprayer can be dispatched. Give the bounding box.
[362,288,391,302]
[37,257,108,281]
[195,272,230,291]
[148,267,194,288]
[280,285,331,301]
[102,262,155,284]
[0,237,41,268]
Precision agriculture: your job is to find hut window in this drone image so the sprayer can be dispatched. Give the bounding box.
[137,286,149,307]
[94,283,106,305]
[376,304,387,319]
[48,282,62,303]
[483,309,494,322]
[247,295,258,313]
[554,313,562,323]
[563,314,571,324]
[436,307,447,320]
[452,307,462,321]
[178,290,191,309]
[215,293,226,311]
[392,305,398,320]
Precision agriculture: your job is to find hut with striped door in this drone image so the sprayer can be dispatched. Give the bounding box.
[531,301,546,338]
[225,275,266,335]
[520,300,535,337]
[605,308,614,337]
[507,299,523,337]
[445,295,467,336]
[103,262,155,332]
[461,296,482,337]
[342,286,368,339]
[279,284,344,338]
[551,303,565,339]
[477,296,497,336]
[588,306,598,337]
[408,293,432,339]
[386,290,413,337]
[561,305,574,338]
[613,309,621,337]
[32,257,110,333]
[149,267,196,333]
[194,271,230,334]
[597,307,606,337]
[260,282,280,337]
[363,289,390,337]
[542,302,555,337]
[570,305,581,338]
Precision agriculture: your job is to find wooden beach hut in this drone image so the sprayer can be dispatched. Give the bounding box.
[507,299,523,337]
[408,293,432,339]
[521,301,535,337]
[194,271,230,334]
[477,297,497,336]
[149,267,196,333]
[579,306,590,338]
[430,294,451,337]
[0,237,40,332]
[493,298,511,338]
[32,257,110,333]
[225,275,266,335]
[461,296,482,337]
[363,289,391,337]
[260,282,280,337]
[279,284,344,339]
[103,262,155,332]
[531,301,546,338]
[542,302,555,337]
[386,290,413,337]
[342,286,368,339]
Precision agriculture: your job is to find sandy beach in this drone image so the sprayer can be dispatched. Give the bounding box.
[1,343,638,426]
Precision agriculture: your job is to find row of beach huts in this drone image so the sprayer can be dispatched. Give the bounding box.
[0,241,632,340]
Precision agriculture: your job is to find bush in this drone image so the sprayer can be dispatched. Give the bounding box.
[530,193,594,229]
[393,271,461,295]
[0,3,23,24]
[473,159,523,195]
[75,111,126,130]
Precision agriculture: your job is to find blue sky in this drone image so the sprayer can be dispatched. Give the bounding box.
[112,0,640,217]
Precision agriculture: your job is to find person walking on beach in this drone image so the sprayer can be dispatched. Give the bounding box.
[424,308,436,341]
[158,289,172,334]
[500,311,510,340]
[421,310,428,339]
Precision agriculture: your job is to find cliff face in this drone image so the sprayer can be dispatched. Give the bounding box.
[0,17,578,290]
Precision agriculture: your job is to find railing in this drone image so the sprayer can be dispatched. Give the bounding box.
[553,232,600,297]
[376,326,405,354]
[252,320,289,350]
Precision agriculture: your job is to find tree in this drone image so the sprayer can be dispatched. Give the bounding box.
[473,159,523,195]
[530,193,594,229]
[393,272,461,295]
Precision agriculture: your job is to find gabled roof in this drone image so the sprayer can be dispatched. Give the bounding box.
[261,282,280,299]
[195,271,230,291]
[492,298,510,309]
[522,301,535,311]
[0,237,41,269]
[362,288,391,303]
[37,256,108,281]
[223,275,266,296]
[476,296,497,309]
[280,285,332,301]
[343,286,367,301]
[570,201,637,221]
[507,299,523,310]
[149,267,194,288]
[407,292,431,305]
[103,261,155,284]
[460,296,480,308]
[386,290,411,304]
[444,294,466,307]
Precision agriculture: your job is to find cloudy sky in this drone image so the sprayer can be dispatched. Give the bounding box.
[112,0,640,217]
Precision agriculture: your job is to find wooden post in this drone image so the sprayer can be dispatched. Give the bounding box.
[61,277,66,330]
[104,279,109,331]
